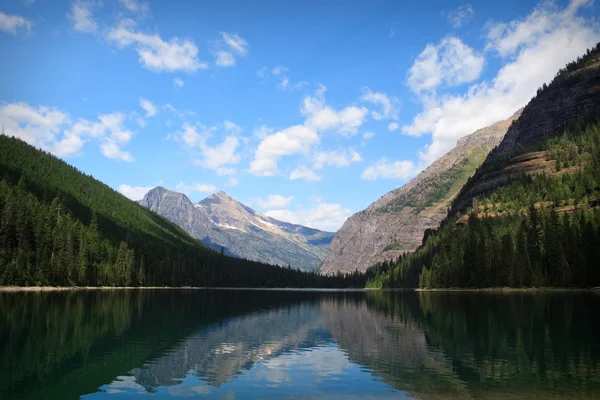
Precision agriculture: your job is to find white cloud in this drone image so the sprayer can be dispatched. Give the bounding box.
[107,19,207,73]
[101,140,133,161]
[118,184,152,200]
[0,11,32,35]
[289,166,321,181]
[258,65,307,91]
[363,131,375,140]
[407,36,484,94]
[139,98,157,117]
[252,124,273,139]
[256,66,268,78]
[388,122,399,131]
[173,78,184,88]
[213,32,248,67]
[215,50,235,67]
[257,194,294,209]
[265,203,352,231]
[176,123,241,175]
[224,120,242,134]
[404,0,599,163]
[0,103,135,161]
[361,158,421,181]
[272,65,288,75]
[220,32,248,55]
[0,103,68,148]
[118,0,150,16]
[250,85,370,176]
[360,87,399,120]
[226,176,239,187]
[447,4,475,28]
[312,148,362,170]
[302,86,369,136]
[67,0,100,33]
[175,182,217,195]
[249,125,318,176]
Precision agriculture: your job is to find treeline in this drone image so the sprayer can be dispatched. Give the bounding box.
[367,120,600,289]
[536,42,600,96]
[0,135,365,288]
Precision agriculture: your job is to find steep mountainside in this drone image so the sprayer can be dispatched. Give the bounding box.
[452,46,600,215]
[140,188,334,271]
[0,135,349,288]
[369,43,600,289]
[320,110,521,274]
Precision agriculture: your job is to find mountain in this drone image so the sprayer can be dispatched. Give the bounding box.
[140,188,334,271]
[369,43,600,289]
[0,135,353,288]
[320,110,521,275]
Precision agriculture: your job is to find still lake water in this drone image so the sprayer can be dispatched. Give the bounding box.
[1,290,599,399]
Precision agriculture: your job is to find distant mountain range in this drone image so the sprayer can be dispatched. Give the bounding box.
[320,110,522,275]
[140,188,334,271]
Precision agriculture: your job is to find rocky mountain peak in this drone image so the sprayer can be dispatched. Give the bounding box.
[140,187,335,271]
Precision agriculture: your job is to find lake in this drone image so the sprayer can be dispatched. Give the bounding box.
[1,289,599,399]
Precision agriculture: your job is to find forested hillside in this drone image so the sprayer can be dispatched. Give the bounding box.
[0,136,363,288]
[368,44,600,289]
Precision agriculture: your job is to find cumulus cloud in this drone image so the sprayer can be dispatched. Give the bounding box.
[447,4,475,28]
[175,182,217,195]
[302,86,369,135]
[407,36,484,95]
[118,184,152,200]
[249,125,318,176]
[67,0,100,33]
[215,50,235,67]
[173,78,184,88]
[289,166,321,181]
[361,157,421,181]
[257,194,294,209]
[388,122,399,132]
[0,11,32,35]
[213,32,248,67]
[249,85,369,177]
[226,176,239,187]
[265,202,352,231]
[360,87,399,120]
[0,103,136,161]
[139,98,157,117]
[175,122,241,175]
[118,0,150,16]
[107,19,207,72]
[312,148,362,170]
[404,0,599,164]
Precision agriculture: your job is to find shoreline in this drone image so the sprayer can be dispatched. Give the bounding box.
[0,286,384,292]
[415,287,600,292]
[1,286,598,292]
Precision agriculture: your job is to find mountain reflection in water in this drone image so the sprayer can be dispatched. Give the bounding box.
[0,289,599,399]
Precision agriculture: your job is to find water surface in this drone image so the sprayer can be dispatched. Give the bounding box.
[1,289,599,399]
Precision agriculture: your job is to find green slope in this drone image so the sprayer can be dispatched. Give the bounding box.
[368,43,600,289]
[0,136,363,288]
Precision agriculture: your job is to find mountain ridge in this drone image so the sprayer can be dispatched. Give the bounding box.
[140,187,334,271]
[320,110,522,275]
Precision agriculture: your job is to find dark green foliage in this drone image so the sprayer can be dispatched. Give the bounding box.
[0,135,365,288]
[368,120,600,289]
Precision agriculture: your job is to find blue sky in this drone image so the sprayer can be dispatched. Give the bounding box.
[0,0,598,230]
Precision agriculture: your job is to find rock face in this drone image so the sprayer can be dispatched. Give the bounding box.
[320,111,521,274]
[140,188,334,271]
[451,52,600,215]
